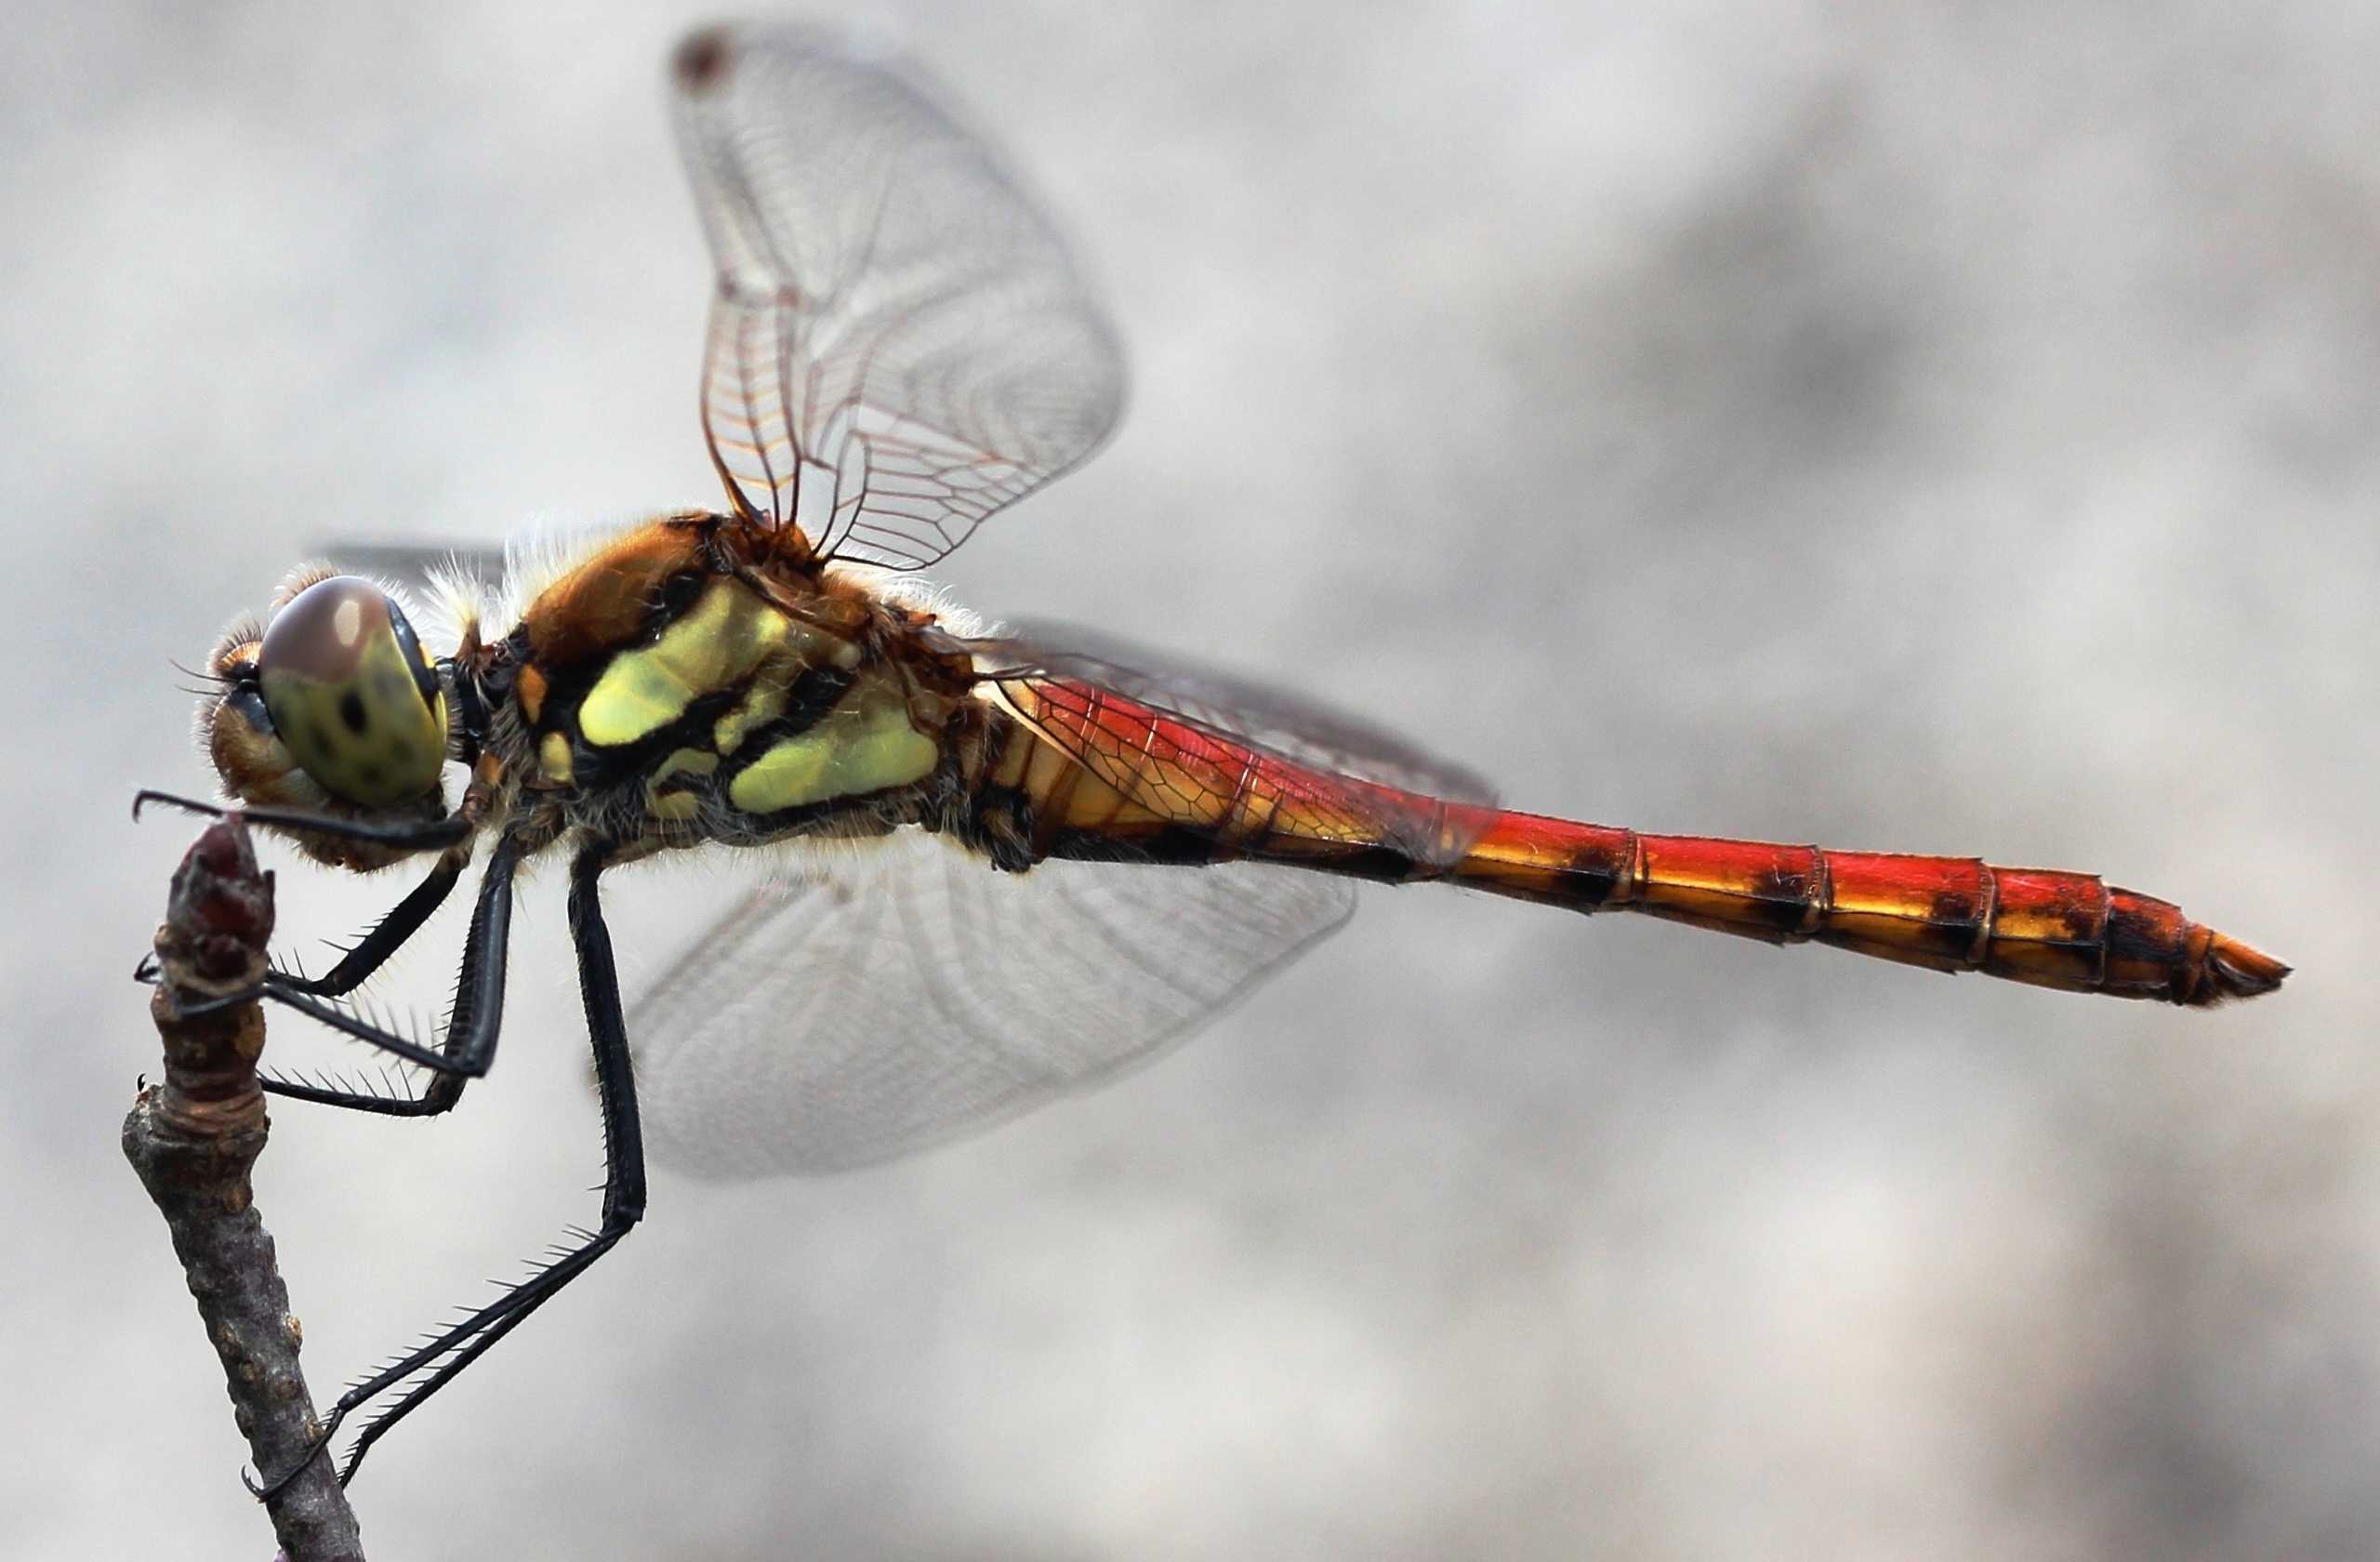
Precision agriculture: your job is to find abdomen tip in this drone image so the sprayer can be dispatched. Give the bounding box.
[2198,931,2290,1004]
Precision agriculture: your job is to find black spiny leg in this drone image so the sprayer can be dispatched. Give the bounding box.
[258,834,523,1117]
[269,853,465,999]
[133,789,472,854]
[132,790,483,1084]
[258,841,648,1493]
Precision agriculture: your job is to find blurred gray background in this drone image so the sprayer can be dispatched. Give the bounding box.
[5,2,2374,1556]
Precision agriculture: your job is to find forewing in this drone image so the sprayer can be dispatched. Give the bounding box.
[975,622,1499,805]
[673,23,1126,569]
[629,830,1353,1178]
[972,624,1499,872]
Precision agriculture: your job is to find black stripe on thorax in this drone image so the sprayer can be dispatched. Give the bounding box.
[542,659,859,798]
[708,665,861,799]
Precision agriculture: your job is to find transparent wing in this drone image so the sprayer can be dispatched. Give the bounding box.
[672,23,1126,569]
[629,829,1353,1178]
[973,621,1500,808]
[969,624,1499,875]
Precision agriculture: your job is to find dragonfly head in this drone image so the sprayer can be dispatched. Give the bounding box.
[198,568,456,864]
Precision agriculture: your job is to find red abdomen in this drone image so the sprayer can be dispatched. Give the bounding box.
[992,679,2287,1007]
[1444,814,2288,1007]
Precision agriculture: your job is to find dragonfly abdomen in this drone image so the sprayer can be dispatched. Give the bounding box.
[978,679,2283,1005]
[1444,814,2288,1006]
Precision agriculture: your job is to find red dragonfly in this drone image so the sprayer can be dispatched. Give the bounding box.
[145,21,2286,1490]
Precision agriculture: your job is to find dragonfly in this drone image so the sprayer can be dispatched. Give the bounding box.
[140,20,2288,1491]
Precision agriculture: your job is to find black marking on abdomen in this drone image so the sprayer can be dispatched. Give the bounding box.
[1742,859,1824,933]
[1557,843,1628,907]
[1041,826,1420,884]
[961,783,1038,873]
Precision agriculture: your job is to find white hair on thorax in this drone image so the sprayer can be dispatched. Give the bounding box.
[414,513,658,655]
[853,567,994,640]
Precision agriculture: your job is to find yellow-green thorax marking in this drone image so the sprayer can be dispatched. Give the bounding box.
[723,696,940,814]
[577,580,795,747]
[509,534,952,837]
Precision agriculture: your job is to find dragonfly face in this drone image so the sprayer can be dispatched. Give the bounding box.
[198,565,462,869]
[144,19,2285,1503]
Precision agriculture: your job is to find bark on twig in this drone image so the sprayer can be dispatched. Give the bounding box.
[123,817,364,1562]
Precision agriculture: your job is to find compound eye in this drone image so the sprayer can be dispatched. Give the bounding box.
[258,576,449,807]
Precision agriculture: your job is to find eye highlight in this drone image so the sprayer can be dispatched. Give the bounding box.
[257,576,449,807]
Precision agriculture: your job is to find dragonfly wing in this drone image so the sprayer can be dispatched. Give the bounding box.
[628,829,1354,1178]
[672,23,1126,569]
[974,622,1500,807]
[971,624,1500,873]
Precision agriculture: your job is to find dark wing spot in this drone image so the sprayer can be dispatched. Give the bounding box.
[674,28,732,92]
[340,690,369,735]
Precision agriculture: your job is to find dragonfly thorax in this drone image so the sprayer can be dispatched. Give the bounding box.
[486,513,981,860]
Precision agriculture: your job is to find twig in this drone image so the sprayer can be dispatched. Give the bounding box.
[123,818,364,1562]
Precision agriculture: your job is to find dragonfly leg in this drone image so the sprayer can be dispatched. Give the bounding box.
[252,834,522,1112]
[129,789,477,1030]
[133,788,472,853]
[268,853,466,998]
[260,841,647,1491]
